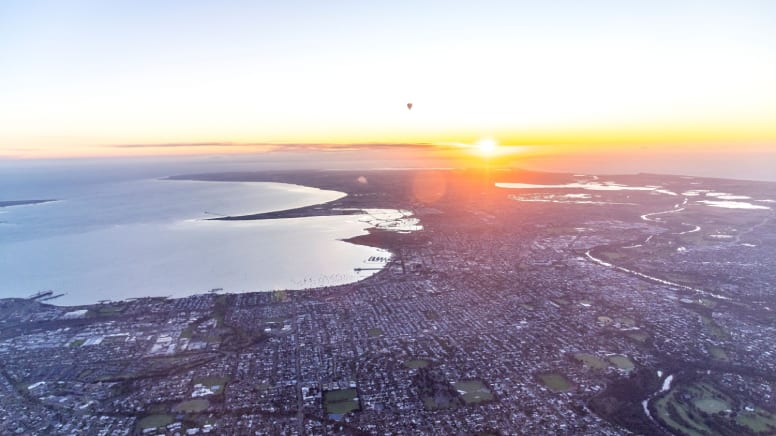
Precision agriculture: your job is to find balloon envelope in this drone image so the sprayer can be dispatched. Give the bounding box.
[407,103,413,110]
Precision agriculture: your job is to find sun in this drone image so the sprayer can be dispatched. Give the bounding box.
[476,138,497,155]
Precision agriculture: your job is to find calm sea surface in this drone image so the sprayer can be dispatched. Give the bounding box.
[1,175,394,306]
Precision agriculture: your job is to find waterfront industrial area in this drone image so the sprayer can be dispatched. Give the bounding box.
[2,168,776,435]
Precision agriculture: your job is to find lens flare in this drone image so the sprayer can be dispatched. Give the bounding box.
[476,138,497,155]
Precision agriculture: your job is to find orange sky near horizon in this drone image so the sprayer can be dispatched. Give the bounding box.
[3,119,773,160]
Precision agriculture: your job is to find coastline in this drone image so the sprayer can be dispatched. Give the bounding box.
[2,175,415,307]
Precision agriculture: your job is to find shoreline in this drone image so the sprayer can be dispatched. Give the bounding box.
[0,229,402,311]
[2,175,416,308]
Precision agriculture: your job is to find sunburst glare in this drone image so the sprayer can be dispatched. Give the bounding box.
[476,138,497,155]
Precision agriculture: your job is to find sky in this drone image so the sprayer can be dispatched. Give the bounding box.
[1,0,775,171]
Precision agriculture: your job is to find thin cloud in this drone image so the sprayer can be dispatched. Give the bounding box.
[272,143,438,151]
[110,142,240,148]
[105,142,444,151]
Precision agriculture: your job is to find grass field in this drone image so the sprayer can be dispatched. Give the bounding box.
[599,250,624,261]
[136,414,173,431]
[538,373,573,393]
[695,397,729,414]
[625,330,649,342]
[700,315,730,341]
[655,391,707,436]
[404,359,430,369]
[608,355,635,371]
[573,353,608,369]
[452,380,494,404]
[707,345,729,361]
[172,398,209,413]
[654,382,729,436]
[737,410,776,433]
[649,381,776,435]
[323,388,360,415]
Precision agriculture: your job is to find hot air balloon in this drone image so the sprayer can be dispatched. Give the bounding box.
[407,103,413,110]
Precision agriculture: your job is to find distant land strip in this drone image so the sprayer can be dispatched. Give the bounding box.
[0,199,56,208]
[210,205,363,221]
[167,171,403,220]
